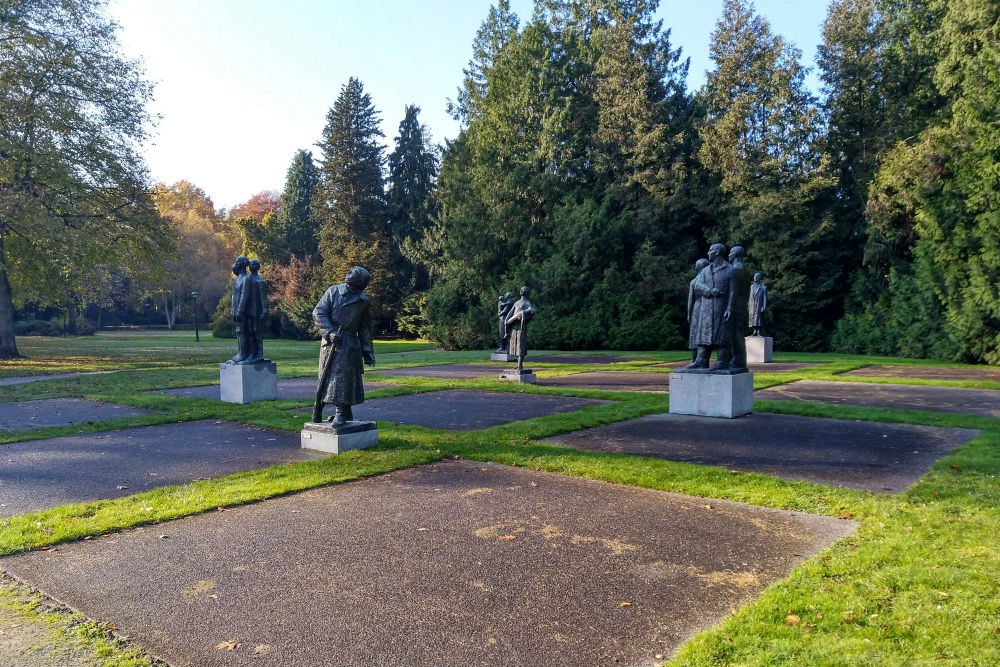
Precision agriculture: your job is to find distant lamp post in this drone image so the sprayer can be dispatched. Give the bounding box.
[190,291,200,342]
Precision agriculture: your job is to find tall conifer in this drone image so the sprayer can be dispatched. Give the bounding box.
[313,77,394,329]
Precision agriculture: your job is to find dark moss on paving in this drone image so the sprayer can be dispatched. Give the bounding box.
[151,377,395,400]
[756,379,1000,417]
[301,389,612,431]
[0,398,153,431]
[541,412,978,492]
[0,421,323,517]
[0,461,855,667]
[538,371,668,392]
[838,364,1000,382]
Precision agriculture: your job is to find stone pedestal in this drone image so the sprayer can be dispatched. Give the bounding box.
[301,421,378,454]
[491,352,517,362]
[219,361,277,404]
[669,371,753,418]
[745,336,773,364]
[499,369,537,384]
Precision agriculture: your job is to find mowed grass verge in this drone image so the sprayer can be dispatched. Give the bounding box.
[0,334,998,666]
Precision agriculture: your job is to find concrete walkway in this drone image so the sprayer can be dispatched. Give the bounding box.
[1,461,855,666]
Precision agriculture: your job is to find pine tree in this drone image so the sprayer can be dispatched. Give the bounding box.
[312,77,394,329]
[278,149,320,260]
[427,0,698,350]
[387,105,439,293]
[697,0,838,350]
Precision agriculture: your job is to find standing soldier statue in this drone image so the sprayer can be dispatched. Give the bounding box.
[311,266,376,427]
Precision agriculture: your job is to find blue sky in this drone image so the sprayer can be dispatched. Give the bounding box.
[108,0,831,210]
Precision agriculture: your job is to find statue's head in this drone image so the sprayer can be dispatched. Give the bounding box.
[695,258,710,271]
[248,258,261,274]
[232,255,249,275]
[345,266,371,290]
[753,272,763,282]
[729,245,744,262]
[708,243,725,260]
[505,291,514,300]
[519,285,530,297]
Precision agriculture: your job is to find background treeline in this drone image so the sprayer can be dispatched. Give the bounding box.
[8,0,999,364]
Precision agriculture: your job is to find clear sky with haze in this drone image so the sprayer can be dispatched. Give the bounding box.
[108,0,830,210]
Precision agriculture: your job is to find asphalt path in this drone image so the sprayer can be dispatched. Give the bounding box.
[0,420,323,517]
[1,461,856,666]
[542,412,978,492]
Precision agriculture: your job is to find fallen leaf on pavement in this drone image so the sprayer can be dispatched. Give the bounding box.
[216,640,240,651]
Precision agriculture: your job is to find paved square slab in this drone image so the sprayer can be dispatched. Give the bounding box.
[839,364,1000,383]
[370,363,506,379]
[541,412,978,492]
[303,389,611,430]
[756,379,1000,417]
[539,371,668,392]
[0,421,323,517]
[653,361,818,373]
[0,398,153,431]
[0,461,855,666]
[527,354,652,364]
[152,377,395,400]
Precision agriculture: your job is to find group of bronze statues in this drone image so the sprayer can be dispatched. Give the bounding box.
[684,243,767,373]
[496,286,536,373]
[227,256,269,365]
[229,242,766,426]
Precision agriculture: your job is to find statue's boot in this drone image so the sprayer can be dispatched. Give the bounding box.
[311,402,324,424]
[330,405,347,427]
[342,405,354,422]
[685,348,709,369]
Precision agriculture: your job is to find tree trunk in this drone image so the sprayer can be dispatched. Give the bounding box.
[0,235,21,358]
[163,292,178,329]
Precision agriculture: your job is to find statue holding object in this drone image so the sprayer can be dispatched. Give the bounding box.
[505,286,536,373]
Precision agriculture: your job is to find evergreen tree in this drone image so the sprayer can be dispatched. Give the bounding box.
[312,77,394,330]
[387,105,439,291]
[697,0,838,350]
[427,0,698,350]
[277,149,320,260]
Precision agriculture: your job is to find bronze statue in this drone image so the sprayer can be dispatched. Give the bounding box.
[228,256,268,364]
[686,243,735,371]
[496,291,514,352]
[311,266,375,427]
[727,245,749,371]
[687,258,710,363]
[505,286,535,373]
[749,272,767,336]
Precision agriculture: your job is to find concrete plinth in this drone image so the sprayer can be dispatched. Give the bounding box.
[746,336,773,363]
[668,371,753,418]
[219,361,277,404]
[301,421,379,454]
[499,369,537,383]
[490,352,517,362]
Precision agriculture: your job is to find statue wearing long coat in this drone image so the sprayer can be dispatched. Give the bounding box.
[690,259,734,347]
[749,280,767,328]
[313,283,373,406]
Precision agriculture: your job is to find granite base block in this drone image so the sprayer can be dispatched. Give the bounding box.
[669,371,754,418]
[219,361,278,404]
[746,336,773,363]
[301,421,379,454]
[490,352,517,362]
[499,371,537,384]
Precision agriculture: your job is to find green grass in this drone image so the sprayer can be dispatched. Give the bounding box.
[1,336,999,666]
